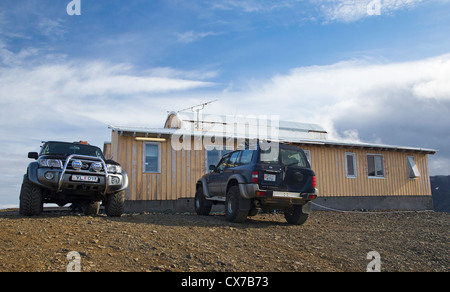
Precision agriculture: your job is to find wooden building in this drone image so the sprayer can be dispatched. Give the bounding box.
[107,112,437,212]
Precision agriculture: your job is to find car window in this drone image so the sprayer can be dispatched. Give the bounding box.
[216,154,230,171]
[226,151,241,169]
[260,146,309,168]
[260,148,279,164]
[41,142,104,159]
[280,148,309,168]
[239,150,254,165]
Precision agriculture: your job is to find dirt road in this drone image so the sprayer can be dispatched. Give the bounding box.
[0,209,448,272]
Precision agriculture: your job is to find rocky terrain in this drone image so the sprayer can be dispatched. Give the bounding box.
[0,209,448,272]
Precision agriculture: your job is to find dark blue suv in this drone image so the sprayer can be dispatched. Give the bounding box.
[195,143,318,224]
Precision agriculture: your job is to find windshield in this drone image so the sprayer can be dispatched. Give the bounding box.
[41,142,104,159]
[261,146,309,168]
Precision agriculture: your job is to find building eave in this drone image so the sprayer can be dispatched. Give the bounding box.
[108,125,438,155]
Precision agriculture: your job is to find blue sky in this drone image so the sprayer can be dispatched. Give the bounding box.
[1,0,450,207]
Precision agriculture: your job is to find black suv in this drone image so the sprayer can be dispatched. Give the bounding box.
[20,141,128,217]
[195,143,318,225]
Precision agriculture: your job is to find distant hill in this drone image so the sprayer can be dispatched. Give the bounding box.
[430,176,450,213]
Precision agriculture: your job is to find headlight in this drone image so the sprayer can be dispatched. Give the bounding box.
[91,162,103,172]
[39,158,62,169]
[107,164,122,174]
[72,160,82,170]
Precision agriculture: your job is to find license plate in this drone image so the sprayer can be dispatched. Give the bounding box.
[71,175,99,183]
[273,191,301,198]
[264,174,276,182]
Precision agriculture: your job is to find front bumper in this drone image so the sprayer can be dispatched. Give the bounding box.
[35,168,128,195]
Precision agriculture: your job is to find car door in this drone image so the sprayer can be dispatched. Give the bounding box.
[207,153,230,196]
[219,151,241,196]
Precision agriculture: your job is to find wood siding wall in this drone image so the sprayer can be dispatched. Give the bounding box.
[111,132,432,201]
[301,145,431,197]
[111,132,206,201]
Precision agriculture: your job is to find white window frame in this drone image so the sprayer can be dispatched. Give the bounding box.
[345,152,357,179]
[367,154,385,179]
[143,142,161,174]
[407,156,421,179]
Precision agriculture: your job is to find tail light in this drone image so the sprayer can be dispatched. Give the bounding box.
[313,176,316,188]
[307,194,317,200]
[256,191,266,197]
[252,171,259,183]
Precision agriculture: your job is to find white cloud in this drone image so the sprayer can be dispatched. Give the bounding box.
[37,17,68,38]
[317,0,424,22]
[206,0,426,23]
[209,0,294,12]
[0,46,219,206]
[177,31,223,44]
[213,54,450,175]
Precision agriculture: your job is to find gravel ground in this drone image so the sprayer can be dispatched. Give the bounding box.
[0,209,448,272]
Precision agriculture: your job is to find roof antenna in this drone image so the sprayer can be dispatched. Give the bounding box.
[177,99,218,130]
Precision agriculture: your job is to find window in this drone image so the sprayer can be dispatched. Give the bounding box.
[304,150,311,165]
[206,149,232,172]
[367,154,384,178]
[216,154,230,172]
[239,150,254,165]
[407,156,421,178]
[260,147,309,168]
[280,148,309,168]
[227,151,241,168]
[345,153,357,178]
[144,143,161,173]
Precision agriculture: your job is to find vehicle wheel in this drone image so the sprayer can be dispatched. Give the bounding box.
[195,186,212,216]
[225,186,248,223]
[83,201,100,216]
[19,176,43,216]
[284,205,309,225]
[105,191,126,217]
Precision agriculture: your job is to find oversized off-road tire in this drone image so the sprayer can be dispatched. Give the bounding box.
[195,186,212,216]
[19,176,43,216]
[284,205,309,225]
[225,186,249,223]
[83,201,100,216]
[105,191,126,217]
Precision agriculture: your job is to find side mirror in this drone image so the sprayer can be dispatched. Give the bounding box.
[28,152,39,160]
[209,165,216,172]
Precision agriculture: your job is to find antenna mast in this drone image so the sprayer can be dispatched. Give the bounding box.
[177,99,218,129]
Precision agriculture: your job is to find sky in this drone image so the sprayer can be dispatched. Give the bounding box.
[1,0,450,207]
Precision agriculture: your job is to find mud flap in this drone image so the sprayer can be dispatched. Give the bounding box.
[302,201,312,215]
[239,195,252,211]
